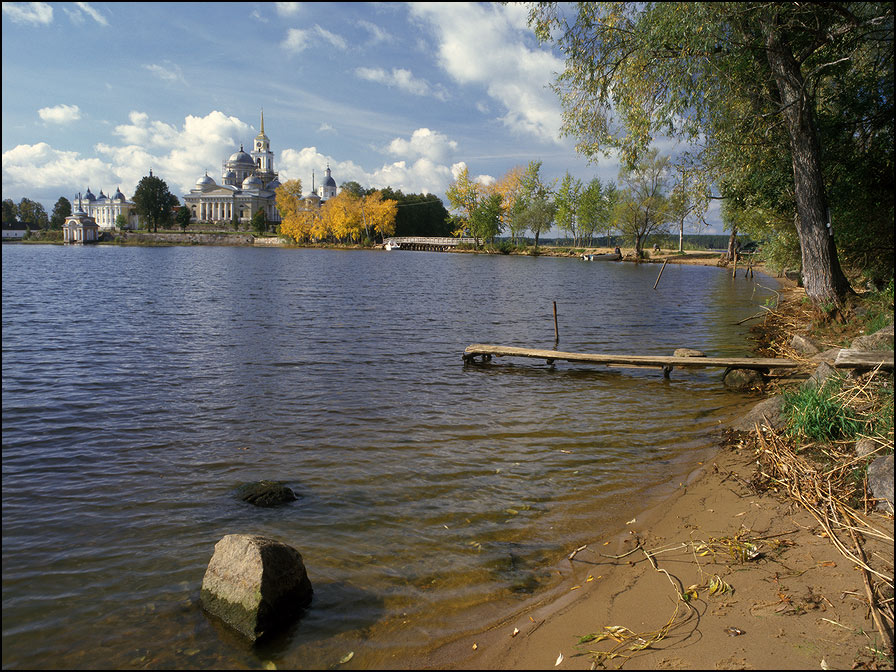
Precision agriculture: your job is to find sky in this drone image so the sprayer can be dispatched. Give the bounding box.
[2,1,723,232]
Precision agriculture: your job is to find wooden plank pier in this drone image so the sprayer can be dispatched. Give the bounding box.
[462,344,800,378]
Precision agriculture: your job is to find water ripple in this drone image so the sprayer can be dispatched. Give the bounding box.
[2,245,778,669]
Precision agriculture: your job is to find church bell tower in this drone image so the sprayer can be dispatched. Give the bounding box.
[251,109,276,183]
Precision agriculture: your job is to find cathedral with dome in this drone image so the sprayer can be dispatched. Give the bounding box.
[183,111,284,227]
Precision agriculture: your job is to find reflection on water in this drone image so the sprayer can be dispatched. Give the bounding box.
[1,245,777,669]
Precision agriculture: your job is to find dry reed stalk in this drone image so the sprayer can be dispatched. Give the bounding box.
[753,425,894,655]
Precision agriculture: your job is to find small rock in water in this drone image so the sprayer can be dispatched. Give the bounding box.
[236,481,298,507]
[723,368,765,391]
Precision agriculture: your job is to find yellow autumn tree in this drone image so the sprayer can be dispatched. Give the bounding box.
[276,179,312,243]
[492,165,526,243]
[361,190,398,242]
[320,191,362,243]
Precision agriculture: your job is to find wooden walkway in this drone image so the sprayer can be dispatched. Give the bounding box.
[382,236,476,251]
[834,349,894,370]
[464,344,893,376]
[462,344,799,377]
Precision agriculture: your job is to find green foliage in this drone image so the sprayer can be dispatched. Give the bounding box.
[528,2,892,307]
[514,161,557,248]
[175,207,191,232]
[251,208,267,235]
[859,280,895,336]
[50,197,72,230]
[378,188,451,237]
[15,197,49,228]
[133,173,178,233]
[469,193,503,245]
[2,198,17,224]
[781,377,863,444]
[614,149,671,256]
[758,224,802,276]
[554,171,583,245]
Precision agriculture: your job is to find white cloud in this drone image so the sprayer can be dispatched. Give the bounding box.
[282,28,311,53]
[143,62,186,85]
[355,67,433,97]
[2,142,117,197]
[314,25,346,50]
[2,2,53,25]
[368,157,455,195]
[357,19,392,45]
[410,3,564,143]
[274,2,302,17]
[282,24,346,53]
[386,128,457,164]
[277,144,455,198]
[38,104,81,124]
[278,147,365,192]
[2,111,257,203]
[74,2,107,26]
[2,112,464,210]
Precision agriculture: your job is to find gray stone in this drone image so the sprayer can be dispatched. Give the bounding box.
[790,334,820,356]
[673,348,706,357]
[236,480,297,507]
[200,534,313,641]
[802,361,838,391]
[855,438,878,459]
[867,454,894,514]
[849,324,893,352]
[730,395,786,433]
[723,368,765,391]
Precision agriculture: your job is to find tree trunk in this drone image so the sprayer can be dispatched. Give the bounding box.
[727,226,738,262]
[762,16,852,308]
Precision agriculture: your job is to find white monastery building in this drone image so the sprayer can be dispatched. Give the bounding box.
[73,186,139,230]
[183,111,284,226]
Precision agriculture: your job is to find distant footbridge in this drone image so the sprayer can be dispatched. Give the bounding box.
[382,236,476,251]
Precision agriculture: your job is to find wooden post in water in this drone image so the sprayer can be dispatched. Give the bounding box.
[653,260,668,290]
[731,255,738,279]
[553,301,559,345]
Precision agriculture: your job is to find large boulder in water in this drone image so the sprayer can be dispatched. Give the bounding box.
[200,534,313,641]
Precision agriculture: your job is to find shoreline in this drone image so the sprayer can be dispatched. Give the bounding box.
[409,274,893,670]
[415,434,888,670]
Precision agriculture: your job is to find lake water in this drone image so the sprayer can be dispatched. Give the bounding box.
[1,244,778,669]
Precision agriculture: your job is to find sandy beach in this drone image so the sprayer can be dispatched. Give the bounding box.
[414,251,894,670]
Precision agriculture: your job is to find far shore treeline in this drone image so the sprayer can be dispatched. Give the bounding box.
[4,3,892,314]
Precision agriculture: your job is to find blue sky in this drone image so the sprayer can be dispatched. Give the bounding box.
[2,2,722,232]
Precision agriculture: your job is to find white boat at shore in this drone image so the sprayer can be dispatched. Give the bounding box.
[384,241,400,251]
